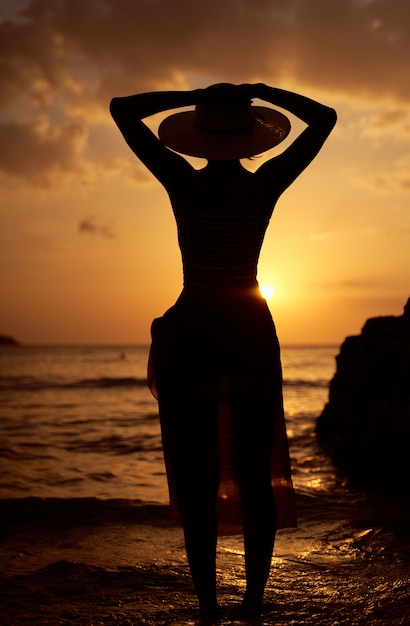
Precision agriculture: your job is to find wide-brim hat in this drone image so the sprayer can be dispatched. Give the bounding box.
[158,100,291,160]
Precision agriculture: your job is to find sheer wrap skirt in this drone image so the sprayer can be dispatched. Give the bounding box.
[148,287,296,535]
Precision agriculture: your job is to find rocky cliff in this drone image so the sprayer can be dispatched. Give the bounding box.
[316,299,410,493]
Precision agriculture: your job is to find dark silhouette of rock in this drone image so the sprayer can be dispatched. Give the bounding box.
[316,298,410,494]
[0,334,20,346]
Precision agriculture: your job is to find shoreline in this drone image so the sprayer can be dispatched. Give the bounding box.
[1,494,409,625]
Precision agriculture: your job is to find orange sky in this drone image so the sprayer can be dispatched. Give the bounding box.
[0,0,409,345]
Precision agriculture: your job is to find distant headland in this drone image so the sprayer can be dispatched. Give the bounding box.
[0,334,20,346]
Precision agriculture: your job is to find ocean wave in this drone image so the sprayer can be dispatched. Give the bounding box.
[0,375,149,392]
[1,375,329,392]
[0,496,175,527]
[283,378,329,388]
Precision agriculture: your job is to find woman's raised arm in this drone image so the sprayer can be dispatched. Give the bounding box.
[250,83,337,193]
[110,89,204,185]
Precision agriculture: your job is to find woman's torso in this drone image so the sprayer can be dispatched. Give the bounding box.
[167,162,278,295]
[150,162,283,379]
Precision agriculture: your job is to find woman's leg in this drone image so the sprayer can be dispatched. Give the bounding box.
[240,478,277,616]
[230,377,278,617]
[157,376,221,617]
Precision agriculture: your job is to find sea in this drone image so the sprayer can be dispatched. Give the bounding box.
[0,344,337,502]
[0,344,409,625]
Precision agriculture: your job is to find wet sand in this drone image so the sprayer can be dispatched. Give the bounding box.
[1,493,409,625]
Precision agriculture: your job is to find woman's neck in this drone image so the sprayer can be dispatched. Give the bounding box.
[206,159,243,172]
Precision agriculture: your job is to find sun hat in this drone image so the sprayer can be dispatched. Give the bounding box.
[158,98,291,160]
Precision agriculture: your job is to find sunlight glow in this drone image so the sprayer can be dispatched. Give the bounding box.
[259,283,275,300]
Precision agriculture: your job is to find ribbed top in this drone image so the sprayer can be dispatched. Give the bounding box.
[177,210,270,288]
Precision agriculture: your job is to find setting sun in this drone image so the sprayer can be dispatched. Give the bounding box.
[259,284,275,300]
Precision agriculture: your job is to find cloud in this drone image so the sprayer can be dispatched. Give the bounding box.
[356,153,410,192]
[363,108,410,139]
[309,229,334,241]
[2,0,410,187]
[78,216,115,239]
[0,116,89,187]
[3,0,410,109]
[313,277,385,292]
[97,156,154,185]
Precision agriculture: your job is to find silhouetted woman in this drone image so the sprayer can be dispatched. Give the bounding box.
[110,83,336,620]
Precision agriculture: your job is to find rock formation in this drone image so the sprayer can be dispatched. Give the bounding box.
[316,298,410,494]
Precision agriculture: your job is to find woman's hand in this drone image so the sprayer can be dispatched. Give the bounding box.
[200,83,256,105]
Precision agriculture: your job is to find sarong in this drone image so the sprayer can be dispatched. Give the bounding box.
[148,293,297,535]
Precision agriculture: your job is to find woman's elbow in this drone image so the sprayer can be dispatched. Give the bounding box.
[325,106,337,130]
[109,97,121,119]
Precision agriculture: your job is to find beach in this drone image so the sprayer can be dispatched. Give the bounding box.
[1,493,409,625]
[1,345,409,624]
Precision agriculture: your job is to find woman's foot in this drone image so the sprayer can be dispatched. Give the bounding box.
[239,602,262,620]
[199,602,221,621]
[226,600,262,621]
[239,591,263,619]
